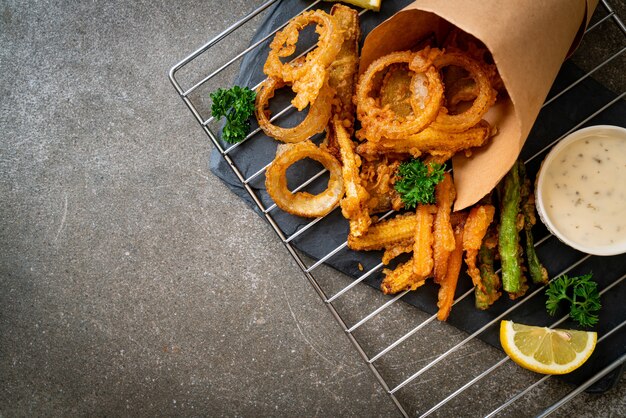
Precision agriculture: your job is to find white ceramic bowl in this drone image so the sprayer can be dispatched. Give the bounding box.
[535,125,626,256]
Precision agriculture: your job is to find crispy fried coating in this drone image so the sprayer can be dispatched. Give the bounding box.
[378,205,435,294]
[323,4,360,159]
[347,212,417,251]
[359,157,403,214]
[335,120,371,237]
[475,224,502,309]
[381,260,427,295]
[436,221,465,321]
[412,204,436,278]
[355,120,492,159]
[381,243,413,265]
[432,173,456,283]
[463,204,496,293]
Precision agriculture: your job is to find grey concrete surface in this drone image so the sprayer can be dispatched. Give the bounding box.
[0,1,624,417]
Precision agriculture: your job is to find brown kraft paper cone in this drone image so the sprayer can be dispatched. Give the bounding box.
[359,0,599,210]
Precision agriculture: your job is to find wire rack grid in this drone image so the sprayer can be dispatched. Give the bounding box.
[169,0,626,416]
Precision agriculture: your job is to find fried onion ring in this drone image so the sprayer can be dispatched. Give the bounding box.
[430,52,496,132]
[355,50,444,141]
[263,10,343,110]
[265,140,344,218]
[255,77,333,143]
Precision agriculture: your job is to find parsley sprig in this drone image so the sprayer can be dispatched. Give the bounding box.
[394,160,446,209]
[210,86,256,143]
[545,273,601,328]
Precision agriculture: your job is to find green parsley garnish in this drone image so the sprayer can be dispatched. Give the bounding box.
[394,160,446,209]
[210,86,256,143]
[545,273,601,328]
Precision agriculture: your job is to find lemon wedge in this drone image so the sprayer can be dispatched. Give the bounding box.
[326,0,381,12]
[500,320,597,375]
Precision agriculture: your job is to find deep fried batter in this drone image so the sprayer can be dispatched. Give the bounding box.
[355,120,492,159]
[359,157,403,214]
[323,4,361,159]
[381,260,427,295]
[347,212,417,252]
[412,204,436,278]
[334,120,371,237]
[463,204,496,292]
[432,173,456,283]
[437,221,465,321]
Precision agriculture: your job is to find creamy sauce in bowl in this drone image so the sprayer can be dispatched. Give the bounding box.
[536,125,626,255]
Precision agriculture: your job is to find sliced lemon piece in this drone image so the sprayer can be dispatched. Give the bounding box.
[500,320,597,375]
[325,0,381,12]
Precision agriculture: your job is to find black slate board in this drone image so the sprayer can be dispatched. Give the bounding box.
[210,0,626,393]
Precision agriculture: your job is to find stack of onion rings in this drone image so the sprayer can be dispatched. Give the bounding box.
[355,47,496,142]
[356,50,444,141]
[259,7,354,218]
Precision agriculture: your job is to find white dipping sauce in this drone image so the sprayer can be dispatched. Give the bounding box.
[541,132,626,249]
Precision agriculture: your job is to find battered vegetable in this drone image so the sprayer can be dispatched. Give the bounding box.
[519,161,548,284]
[476,226,502,309]
[498,161,525,294]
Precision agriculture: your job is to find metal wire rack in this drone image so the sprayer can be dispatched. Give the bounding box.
[169,1,626,416]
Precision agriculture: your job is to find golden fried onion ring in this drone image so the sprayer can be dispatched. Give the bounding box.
[255,77,333,143]
[265,140,344,218]
[356,50,444,141]
[430,52,496,132]
[263,10,343,110]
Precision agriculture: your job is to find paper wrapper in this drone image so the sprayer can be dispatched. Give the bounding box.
[359,0,598,210]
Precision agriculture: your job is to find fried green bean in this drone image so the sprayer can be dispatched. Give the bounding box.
[498,161,524,294]
[476,225,502,310]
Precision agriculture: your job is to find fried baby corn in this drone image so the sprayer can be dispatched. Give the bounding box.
[356,120,492,159]
[381,260,428,295]
[347,212,417,251]
[380,204,435,294]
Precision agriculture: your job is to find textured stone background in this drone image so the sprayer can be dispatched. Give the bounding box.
[1,0,624,416]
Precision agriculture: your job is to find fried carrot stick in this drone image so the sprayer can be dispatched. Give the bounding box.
[437,221,465,321]
[432,173,456,283]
